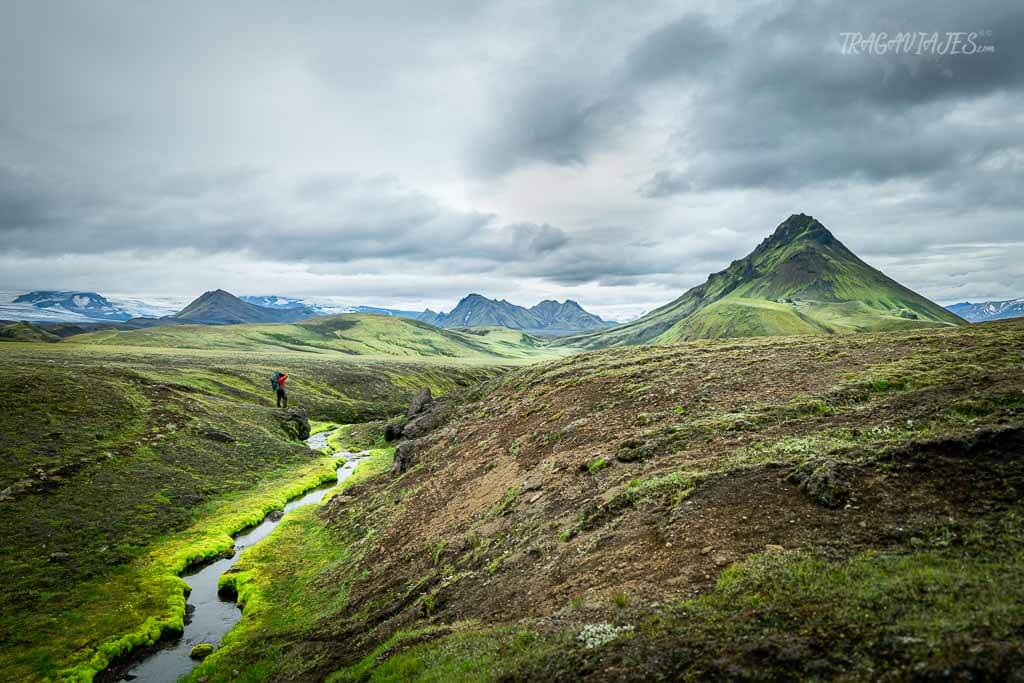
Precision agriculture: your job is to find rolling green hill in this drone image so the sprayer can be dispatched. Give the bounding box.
[0,321,61,342]
[562,214,964,349]
[69,313,566,361]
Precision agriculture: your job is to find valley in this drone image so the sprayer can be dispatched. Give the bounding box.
[187,317,1024,681]
[1,215,1020,682]
[65,314,565,361]
[0,341,500,680]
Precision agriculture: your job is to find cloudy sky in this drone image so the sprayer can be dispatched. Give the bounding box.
[1,1,1021,319]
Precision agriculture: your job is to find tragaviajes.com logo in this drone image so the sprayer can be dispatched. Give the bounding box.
[839,31,995,56]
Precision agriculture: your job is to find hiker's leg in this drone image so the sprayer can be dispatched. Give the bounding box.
[276,390,283,407]
[283,391,288,409]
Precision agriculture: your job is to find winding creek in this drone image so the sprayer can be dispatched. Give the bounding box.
[117,428,364,682]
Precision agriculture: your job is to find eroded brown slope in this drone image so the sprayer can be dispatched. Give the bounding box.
[234,320,1024,680]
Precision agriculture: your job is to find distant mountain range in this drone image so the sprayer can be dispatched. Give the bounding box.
[412,294,613,335]
[946,298,1024,323]
[2,289,611,335]
[6,226,981,343]
[242,292,613,336]
[168,289,315,324]
[561,214,965,349]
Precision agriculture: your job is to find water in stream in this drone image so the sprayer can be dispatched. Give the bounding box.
[119,430,364,682]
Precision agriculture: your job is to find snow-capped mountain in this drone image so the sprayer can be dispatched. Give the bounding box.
[946,298,1024,323]
[9,291,134,321]
[241,295,356,316]
[105,294,189,319]
[1,291,190,322]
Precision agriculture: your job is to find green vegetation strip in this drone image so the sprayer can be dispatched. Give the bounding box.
[57,456,342,681]
[328,623,555,683]
[188,447,396,682]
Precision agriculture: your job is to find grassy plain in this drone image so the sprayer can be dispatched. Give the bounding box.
[0,337,511,680]
[69,314,568,361]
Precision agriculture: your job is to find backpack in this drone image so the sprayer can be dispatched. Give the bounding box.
[271,372,281,391]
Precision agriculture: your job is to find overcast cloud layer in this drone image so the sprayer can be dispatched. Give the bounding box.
[1,0,1021,319]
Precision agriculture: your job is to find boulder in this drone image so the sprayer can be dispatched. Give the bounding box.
[408,388,433,417]
[201,427,235,443]
[392,440,418,475]
[402,404,450,439]
[189,642,216,660]
[786,460,851,508]
[277,408,311,441]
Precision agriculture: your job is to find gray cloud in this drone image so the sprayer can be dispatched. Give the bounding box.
[638,170,691,198]
[622,12,728,83]
[0,0,1021,315]
[469,84,636,176]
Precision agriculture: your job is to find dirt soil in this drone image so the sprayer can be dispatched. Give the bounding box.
[241,319,1024,680]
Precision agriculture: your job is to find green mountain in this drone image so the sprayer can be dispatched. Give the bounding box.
[173,289,316,324]
[563,214,964,349]
[428,293,612,335]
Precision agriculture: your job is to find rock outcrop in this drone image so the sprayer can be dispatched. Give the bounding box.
[388,388,454,475]
[392,440,418,475]
[402,404,452,439]
[408,388,433,417]
[277,408,311,441]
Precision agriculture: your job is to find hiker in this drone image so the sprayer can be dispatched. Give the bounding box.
[272,371,289,409]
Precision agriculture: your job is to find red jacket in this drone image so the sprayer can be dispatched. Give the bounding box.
[277,372,288,388]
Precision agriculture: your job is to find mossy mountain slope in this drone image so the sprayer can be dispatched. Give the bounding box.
[564,214,964,349]
[190,319,1024,681]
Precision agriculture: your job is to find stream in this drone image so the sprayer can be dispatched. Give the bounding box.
[117,429,364,682]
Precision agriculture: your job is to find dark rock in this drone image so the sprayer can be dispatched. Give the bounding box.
[615,438,653,463]
[48,551,70,563]
[201,428,235,443]
[392,440,418,475]
[384,421,405,442]
[786,460,851,508]
[408,388,433,417]
[267,509,284,521]
[402,405,449,439]
[277,408,311,441]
